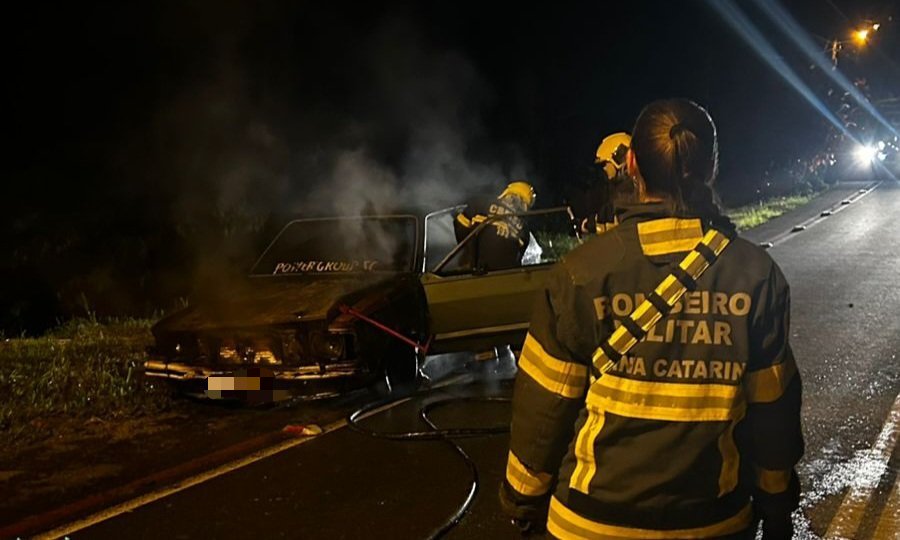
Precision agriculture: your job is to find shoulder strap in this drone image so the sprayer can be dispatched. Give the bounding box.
[589,227,734,381]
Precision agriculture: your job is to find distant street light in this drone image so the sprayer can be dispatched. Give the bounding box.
[852,22,880,46]
[829,21,882,66]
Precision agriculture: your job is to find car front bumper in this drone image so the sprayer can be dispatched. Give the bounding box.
[143,359,365,401]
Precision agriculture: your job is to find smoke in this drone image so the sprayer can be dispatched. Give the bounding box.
[2,3,541,328]
[135,7,536,304]
[300,16,533,217]
[150,9,534,237]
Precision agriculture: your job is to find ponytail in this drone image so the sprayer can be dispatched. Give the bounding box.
[631,99,731,231]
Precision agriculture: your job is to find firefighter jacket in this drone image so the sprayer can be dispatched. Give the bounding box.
[501,203,803,539]
[454,194,530,271]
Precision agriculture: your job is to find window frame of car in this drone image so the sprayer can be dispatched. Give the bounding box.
[428,206,577,275]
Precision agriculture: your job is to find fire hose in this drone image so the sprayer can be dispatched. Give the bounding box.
[347,388,511,539]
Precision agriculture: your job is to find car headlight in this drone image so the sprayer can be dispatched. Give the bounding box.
[311,332,345,360]
[854,145,877,166]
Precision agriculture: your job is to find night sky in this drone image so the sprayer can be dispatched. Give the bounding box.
[2,0,897,329]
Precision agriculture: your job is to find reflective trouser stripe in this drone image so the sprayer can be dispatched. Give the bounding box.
[547,497,753,539]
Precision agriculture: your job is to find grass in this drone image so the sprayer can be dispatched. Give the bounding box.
[0,317,173,443]
[534,231,583,262]
[726,194,817,231]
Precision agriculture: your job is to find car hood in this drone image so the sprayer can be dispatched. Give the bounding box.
[154,275,401,334]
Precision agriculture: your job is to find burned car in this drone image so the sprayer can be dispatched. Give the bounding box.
[144,207,577,400]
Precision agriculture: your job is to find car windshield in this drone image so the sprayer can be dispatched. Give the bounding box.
[251,216,418,275]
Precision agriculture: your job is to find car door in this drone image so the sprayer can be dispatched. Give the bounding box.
[420,206,577,354]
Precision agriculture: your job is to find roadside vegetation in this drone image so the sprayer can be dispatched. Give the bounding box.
[725,193,817,231]
[0,317,173,445]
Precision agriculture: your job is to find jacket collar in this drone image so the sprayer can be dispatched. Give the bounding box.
[616,202,736,232]
[616,202,676,224]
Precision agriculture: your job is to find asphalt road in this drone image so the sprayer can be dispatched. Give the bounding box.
[48,183,900,539]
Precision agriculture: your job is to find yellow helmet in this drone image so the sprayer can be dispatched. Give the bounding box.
[595,132,632,180]
[500,181,536,208]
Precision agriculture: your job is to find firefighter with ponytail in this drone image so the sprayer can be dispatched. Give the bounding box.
[501,99,803,539]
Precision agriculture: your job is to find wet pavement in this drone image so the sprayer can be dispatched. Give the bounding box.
[771,182,900,539]
[34,183,900,539]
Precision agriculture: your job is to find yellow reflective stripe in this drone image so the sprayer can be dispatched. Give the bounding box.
[456,213,490,228]
[506,451,552,496]
[597,374,739,399]
[547,497,753,539]
[638,218,704,256]
[755,466,792,494]
[569,407,606,494]
[638,217,703,236]
[655,275,687,311]
[679,248,710,277]
[718,409,745,496]
[708,230,731,255]
[518,334,588,399]
[587,375,743,422]
[744,356,797,403]
[630,299,660,330]
[595,221,617,234]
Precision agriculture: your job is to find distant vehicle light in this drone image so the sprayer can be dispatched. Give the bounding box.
[854,145,877,166]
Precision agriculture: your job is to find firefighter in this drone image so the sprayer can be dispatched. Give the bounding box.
[570,132,634,236]
[454,181,536,271]
[500,99,803,539]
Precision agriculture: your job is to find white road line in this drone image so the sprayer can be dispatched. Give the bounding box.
[765,183,881,249]
[37,373,471,539]
[824,391,900,540]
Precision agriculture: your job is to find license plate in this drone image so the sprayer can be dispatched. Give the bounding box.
[207,376,262,391]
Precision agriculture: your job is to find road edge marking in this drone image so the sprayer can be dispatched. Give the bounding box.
[765,182,881,249]
[34,372,471,539]
[872,463,900,540]
[34,417,350,539]
[824,390,900,539]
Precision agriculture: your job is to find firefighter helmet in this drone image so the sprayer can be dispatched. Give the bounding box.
[595,132,632,180]
[501,181,536,208]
